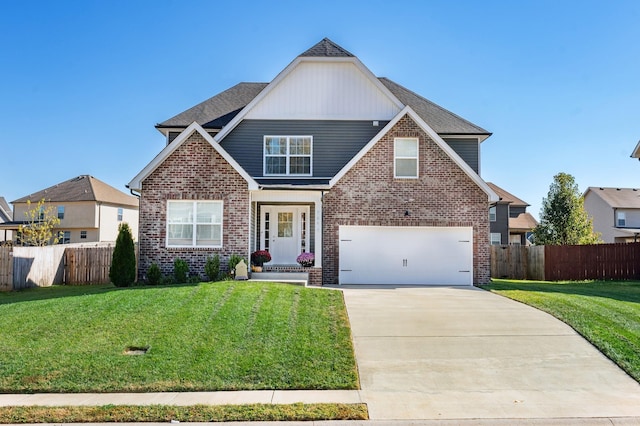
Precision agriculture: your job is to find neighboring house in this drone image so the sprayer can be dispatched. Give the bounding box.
[584,187,640,243]
[0,197,12,242]
[630,140,640,160]
[128,38,498,286]
[11,175,139,244]
[487,183,538,245]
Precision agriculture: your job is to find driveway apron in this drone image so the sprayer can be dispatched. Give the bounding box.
[341,286,640,420]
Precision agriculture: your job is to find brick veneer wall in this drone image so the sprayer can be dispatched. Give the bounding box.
[138,132,249,279]
[322,114,491,285]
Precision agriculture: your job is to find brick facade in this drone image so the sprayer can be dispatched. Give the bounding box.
[138,132,250,279]
[322,114,491,285]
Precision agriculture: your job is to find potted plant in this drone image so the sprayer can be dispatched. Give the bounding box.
[296,252,315,267]
[251,250,271,272]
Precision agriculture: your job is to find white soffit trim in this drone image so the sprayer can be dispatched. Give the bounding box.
[329,106,499,203]
[214,56,405,143]
[128,122,258,191]
[631,139,640,158]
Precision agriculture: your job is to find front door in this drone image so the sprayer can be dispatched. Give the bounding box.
[260,206,309,265]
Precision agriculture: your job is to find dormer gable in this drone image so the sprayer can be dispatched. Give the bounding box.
[215,38,404,141]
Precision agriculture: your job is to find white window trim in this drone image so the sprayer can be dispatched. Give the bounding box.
[263,136,313,176]
[58,206,65,220]
[166,200,223,248]
[394,137,419,179]
[617,211,626,227]
[117,208,123,222]
[490,232,502,245]
[489,206,497,222]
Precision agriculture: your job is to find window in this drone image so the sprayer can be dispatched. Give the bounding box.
[394,138,418,178]
[117,208,123,221]
[167,200,223,247]
[490,233,502,245]
[58,231,71,244]
[617,211,626,227]
[264,136,312,175]
[80,230,87,239]
[489,206,496,222]
[57,206,65,220]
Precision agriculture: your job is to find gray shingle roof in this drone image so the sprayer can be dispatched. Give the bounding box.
[299,37,354,57]
[157,83,268,129]
[586,187,640,209]
[155,39,489,136]
[12,175,139,208]
[379,78,490,135]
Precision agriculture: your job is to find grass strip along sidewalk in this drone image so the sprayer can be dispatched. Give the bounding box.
[0,281,358,393]
[0,403,368,423]
[483,279,640,383]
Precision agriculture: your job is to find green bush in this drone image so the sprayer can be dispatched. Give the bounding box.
[204,255,220,281]
[228,254,246,276]
[187,275,201,284]
[109,223,136,287]
[146,263,162,285]
[173,258,190,283]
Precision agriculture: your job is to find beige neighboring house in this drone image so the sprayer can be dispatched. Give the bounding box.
[583,187,640,243]
[11,175,139,244]
[0,197,12,242]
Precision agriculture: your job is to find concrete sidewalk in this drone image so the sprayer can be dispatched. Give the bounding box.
[342,286,640,421]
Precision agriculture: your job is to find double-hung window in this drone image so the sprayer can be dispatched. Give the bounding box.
[264,136,312,175]
[394,137,419,178]
[617,211,626,227]
[57,206,65,220]
[167,200,223,247]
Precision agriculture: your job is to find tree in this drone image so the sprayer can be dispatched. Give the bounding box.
[110,223,137,287]
[533,172,600,245]
[18,199,60,246]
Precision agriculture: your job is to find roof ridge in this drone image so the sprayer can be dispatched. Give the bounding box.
[299,37,355,57]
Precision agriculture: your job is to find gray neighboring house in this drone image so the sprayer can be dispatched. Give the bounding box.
[584,187,640,243]
[487,183,538,245]
[0,197,12,242]
[630,139,640,160]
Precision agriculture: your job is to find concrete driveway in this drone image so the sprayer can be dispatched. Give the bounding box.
[341,286,640,421]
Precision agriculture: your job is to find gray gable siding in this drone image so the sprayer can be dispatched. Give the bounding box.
[510,205,527,218]
[220,120,389,179]
[442,138,479,174]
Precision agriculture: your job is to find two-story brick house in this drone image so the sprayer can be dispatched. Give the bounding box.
[128,38,498,286]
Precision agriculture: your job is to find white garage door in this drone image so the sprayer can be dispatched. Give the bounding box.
[339,226,473,286]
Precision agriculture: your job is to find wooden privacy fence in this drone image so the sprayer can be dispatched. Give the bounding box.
[65,246,114,284]
[0,244,136,290]
[491,243,640,281]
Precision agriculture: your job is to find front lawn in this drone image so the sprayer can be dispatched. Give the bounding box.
[0,282,358,392]
[483,279,640,382]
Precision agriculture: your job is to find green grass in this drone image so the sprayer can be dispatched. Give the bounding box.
[0,403,368,423]
[0,282,358,392]
[482,279,640,382]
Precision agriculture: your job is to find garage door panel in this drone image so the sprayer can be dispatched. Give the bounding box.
[339,226,473,286]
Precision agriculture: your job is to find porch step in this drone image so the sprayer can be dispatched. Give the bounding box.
[249,272,308,285]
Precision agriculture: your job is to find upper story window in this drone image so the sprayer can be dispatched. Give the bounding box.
[489,206,497,222]
[117,208,123,221]
[264,136,312,176]
[617,211,626,227]
[394,138,418,178]
[167,200,223,248]
[57,206,65,220]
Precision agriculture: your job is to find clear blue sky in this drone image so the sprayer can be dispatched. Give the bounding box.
[1,0,639,220]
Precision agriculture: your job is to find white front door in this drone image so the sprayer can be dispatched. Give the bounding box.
[260,206,310,265]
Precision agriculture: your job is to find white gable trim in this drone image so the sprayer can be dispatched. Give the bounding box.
[128,122,258,191]
[631,139,640,159]
[329,106,498,203]
[214,56,405,142]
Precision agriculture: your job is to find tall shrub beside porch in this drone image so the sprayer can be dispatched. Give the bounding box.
[110,223,136,287]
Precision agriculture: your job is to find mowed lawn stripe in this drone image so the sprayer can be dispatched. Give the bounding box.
[0,282,358,393]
